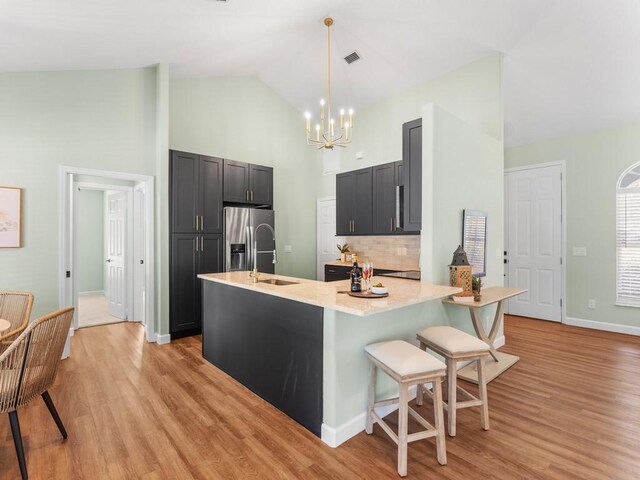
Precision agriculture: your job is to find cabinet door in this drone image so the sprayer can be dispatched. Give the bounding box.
[249,164,273,206]
[373,163,396,234]
[223,159,250,203]
[170,151,199,233]
[403,119,422,232]
[353,168,373,235]
[170,233,200,333]
[324,265,351,282]
[199,234,224,275]
[199,156,223,233]
[335,172,354,235]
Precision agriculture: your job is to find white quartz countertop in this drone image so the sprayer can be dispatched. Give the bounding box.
[198,271,460,317]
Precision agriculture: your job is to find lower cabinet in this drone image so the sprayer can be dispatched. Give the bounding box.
[324,265,352,282]
[170,233,223,337]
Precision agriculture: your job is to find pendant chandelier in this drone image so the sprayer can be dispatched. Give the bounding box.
[305,18,353,150]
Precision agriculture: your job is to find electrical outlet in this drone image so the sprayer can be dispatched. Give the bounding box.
[573,247,587,257]
[283,245,292,253]
[588,299,596,309]
[355,151,364,160]
[401,247,407,256]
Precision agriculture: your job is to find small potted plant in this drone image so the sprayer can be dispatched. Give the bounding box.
[337,244,350,263]
[472,276,483,302]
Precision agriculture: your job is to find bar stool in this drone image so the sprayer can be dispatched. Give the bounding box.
[415,326,491,437]
[365,340,447,477]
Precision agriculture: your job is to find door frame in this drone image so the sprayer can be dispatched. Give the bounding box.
[74,182,135,326]
[504,160,566,323]
[59,166,156,355]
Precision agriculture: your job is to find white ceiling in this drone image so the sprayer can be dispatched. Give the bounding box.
[1,0,639,146]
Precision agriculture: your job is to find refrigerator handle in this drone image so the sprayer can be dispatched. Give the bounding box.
[246,225,253,271]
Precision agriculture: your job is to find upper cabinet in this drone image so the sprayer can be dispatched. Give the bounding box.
[223,159,273,206]
[372,162,405,234]
[336,167,373,235]
[402,118,422,232]
[170,150,223,234]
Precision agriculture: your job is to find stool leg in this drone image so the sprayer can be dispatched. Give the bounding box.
[477,357,490,431]
[446,357,457,437]
[416,342,427,406]
[398,384,409,477]
[433,377,447,465]
[366,363,376,434]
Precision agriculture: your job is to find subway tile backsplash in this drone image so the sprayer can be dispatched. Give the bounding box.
[341,235,420,270]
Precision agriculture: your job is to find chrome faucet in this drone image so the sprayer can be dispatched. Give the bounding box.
[250,222,277,282]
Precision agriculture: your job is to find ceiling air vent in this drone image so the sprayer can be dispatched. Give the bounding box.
[343,51,361,65]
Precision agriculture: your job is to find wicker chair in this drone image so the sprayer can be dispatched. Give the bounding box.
[0,292,34,353]
[0,306,74,480]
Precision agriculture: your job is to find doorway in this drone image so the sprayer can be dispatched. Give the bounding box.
[59,166,156,357]
[504,162,565,322]
[317,197,337,281]
[75,184,135,328]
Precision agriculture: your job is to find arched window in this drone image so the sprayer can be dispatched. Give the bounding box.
[616,162,640,306]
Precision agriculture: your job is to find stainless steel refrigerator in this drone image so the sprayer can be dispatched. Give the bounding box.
[224,207,276,274]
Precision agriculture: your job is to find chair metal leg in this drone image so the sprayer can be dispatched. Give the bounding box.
[41,391,68,439]
[366,363,376,434]
[9,411,28,480]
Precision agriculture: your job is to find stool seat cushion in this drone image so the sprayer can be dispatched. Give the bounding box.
[417,326,490,354]
[365,340,446,377]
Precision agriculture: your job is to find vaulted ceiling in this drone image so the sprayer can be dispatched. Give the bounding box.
[1,0,639,146]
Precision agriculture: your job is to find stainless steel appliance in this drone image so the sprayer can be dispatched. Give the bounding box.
[224,207,276,274]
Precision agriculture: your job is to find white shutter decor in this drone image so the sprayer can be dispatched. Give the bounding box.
[616,170,640,306]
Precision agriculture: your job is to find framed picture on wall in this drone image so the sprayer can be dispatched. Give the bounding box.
[0,187,22,248]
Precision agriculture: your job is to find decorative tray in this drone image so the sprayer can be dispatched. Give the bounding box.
[347,291,389,299]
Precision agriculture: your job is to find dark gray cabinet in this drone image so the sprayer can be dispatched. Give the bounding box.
[373,160,408,235]
[170,149,223,337]
[324,264,351,282]
[403,118,422,232]
[170,151,223,234]
[170,233,223,336]
[336,167,373,235]
[223,159,273,206]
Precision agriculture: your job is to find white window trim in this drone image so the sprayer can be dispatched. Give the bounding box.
[616,163,640,308]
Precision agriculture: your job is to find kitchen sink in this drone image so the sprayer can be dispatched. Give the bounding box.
[259,279,299,286]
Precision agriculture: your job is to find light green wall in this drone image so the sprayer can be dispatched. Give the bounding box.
[505,123,640,327]
[169,76,318,280]
[317,54,503,197]
[76,189,104,292]
[0,67,158,321]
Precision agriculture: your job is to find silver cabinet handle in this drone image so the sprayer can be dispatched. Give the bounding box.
[395,186,401,229]
[195,236,199,252]
[390,217,393,231]
[201,236,204,251]
[251,191,254,201]
[200,215,204,231]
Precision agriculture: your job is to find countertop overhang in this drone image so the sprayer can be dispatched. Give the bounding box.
[198,271,460,316]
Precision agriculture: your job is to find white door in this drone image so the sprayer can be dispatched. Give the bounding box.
[317,198,337,281]
[106,191,127,319]
[506,165,562,321]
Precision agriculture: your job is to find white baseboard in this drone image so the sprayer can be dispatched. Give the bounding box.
[321,385,419,448]
[78,290,105,296]
[156,333,171,345]
[494,335,505,349]
[565,317,640,337]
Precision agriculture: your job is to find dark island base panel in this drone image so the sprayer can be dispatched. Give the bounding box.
[202,282,324,437]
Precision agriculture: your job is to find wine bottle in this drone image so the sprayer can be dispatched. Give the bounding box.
[350,261,362,292]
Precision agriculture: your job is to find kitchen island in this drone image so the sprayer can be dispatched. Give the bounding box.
[198,271,460,447]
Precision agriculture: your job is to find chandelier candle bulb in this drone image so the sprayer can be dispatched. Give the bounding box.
[340,109,345,128]
[330,118,335,137]
[305,112,311,132]
[316,124,320,141]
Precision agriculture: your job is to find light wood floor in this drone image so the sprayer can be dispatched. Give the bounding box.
[1,316,640,479]
[77,293,123,329]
